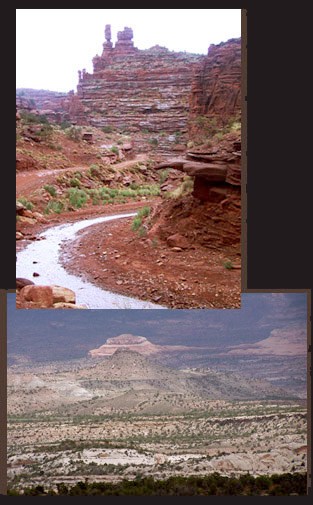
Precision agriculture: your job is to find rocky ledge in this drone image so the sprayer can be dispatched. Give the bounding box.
[16,279,87,309]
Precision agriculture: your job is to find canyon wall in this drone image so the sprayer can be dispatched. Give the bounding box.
[16,29,241,156]
[74,26,203,136]
[188,37,241,139]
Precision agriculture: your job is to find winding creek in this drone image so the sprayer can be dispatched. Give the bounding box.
[16,213,166,309]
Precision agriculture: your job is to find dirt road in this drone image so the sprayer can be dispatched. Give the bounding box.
[16,159,241,309]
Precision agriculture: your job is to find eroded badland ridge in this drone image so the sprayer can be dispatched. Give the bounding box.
[8,339,307,492]
[16,27,241,309]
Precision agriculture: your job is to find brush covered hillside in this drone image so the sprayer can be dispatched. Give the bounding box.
[8,349,298,419]
[8,349,307,492]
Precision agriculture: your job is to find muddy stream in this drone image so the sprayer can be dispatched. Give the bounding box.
[16,213,166,309]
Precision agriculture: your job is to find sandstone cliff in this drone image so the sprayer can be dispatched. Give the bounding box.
[87,333,195,359]
[16,30,241,158]
[188,38,241,139]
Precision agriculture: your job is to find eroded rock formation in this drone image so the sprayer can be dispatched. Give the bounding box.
[17,25,206,153]
[17,284,87,309]
[16,30,241,159]
[155,131,241,201]
[88,334,160,358]
[188,38,241,139]
[88,333,198,359]
[74,25,204,143]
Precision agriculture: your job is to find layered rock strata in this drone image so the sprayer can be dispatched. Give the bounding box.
[17,26,206,154]
[75,25,204,143]
[16,89,69,124]
[188,38,241,139]
[151,132,241,250]
[88,333,198,359]
[17,284,87,309]
[155,132,241,201]
[16,32,241,157]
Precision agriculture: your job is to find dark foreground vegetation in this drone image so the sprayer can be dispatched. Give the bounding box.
[8,472,307,496]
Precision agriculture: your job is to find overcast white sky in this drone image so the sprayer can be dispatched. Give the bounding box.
[16,9,241,92]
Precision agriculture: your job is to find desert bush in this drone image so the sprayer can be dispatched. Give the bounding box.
[20,111,48,125]
[17,197,33,210]
[61,119,72,130]
[159,168,171,183]
[70,177,81,188]
[36,123,54,140]
[223,260,233,270]
[166,177,193,199]
[102,125,113,133]
[111,146,119,154]
[43,185,57,197]
[66,188,88,208]
[44,200,64,215]
[131,216,142,231]
[137,206,151,218]
[65,126,82,142]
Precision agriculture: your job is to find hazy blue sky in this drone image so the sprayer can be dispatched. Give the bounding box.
[16,9,241,92]
[7,292,307,362]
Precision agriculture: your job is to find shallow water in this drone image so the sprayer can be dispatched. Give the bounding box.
[16,213,167,309]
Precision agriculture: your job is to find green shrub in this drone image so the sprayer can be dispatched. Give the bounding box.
[66,188,88,208]
[110,146,119,154]
[44,200,64,215]
[61,119,72,130]
[138,206,150,218]
[223,261,233,270]
[167,178,193,199]
[65,126,82,142]
[20,111,48,124]
[138,226,147,237]
[159,168,170,183]
[17,198,33,211]
[102,125,113,133]
[43,185,57,197]
[131,216,142,231]
[70,177,81,188]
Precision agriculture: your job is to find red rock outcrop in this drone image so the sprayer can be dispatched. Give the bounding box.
[74,25,205,147]
[88,333,198,359]
[18,284,87,309]
[16,32,241,158]
[150,131,241,251]
[155,131,241,201]
[88,334,160,358]
[188,38,241,139]
[17,26,206,154]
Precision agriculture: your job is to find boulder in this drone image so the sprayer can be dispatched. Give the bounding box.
[166,233,190,249]
[16,278,35,290]
[20,285,76,307]
[183,162,227,182]
[16,201,26,215]
[32,211,48,224]
[22,209,35,219]
[17,215,36,225]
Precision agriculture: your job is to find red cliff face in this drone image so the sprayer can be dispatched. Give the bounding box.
[73,25,205,144]
[16,30,241,158]
[188,38,241,140]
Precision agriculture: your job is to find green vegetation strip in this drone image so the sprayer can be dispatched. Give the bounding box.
[7,472,307,496]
